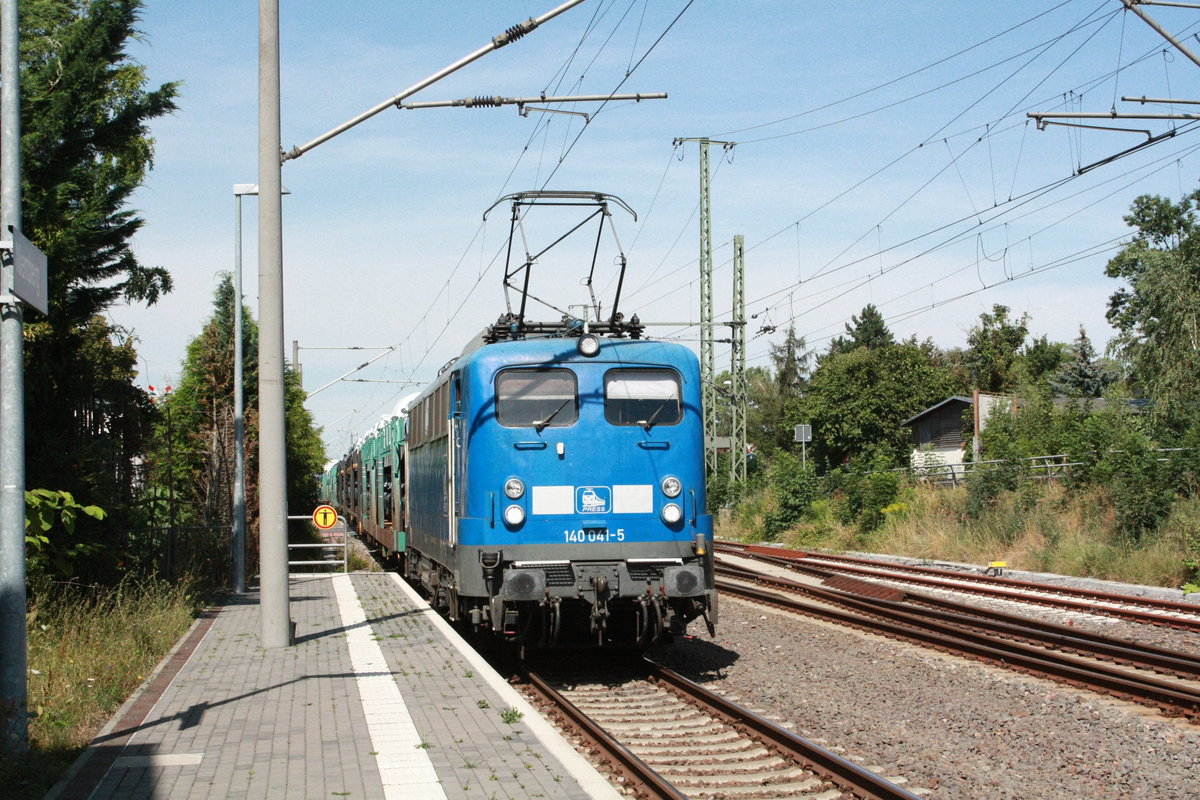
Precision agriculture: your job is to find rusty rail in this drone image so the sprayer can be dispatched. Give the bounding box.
[718,542,1200,632]
[716,568,1200,721]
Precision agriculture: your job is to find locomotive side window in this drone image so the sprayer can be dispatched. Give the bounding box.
[495,369,578,429]
[605,369,682,427]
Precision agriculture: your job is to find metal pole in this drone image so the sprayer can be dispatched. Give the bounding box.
[673,138,734,477]
[231,191,246,594]
[1122,0,1200,69]
[258,0,291,647]
[166,402,175,581]
[282,0,587,161]
[730,235,746,485]
[0,0,29,753]
[698,141,715,476]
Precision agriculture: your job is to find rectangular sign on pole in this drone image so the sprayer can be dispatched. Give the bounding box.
[794,424,812,443]
[8,226,47,315]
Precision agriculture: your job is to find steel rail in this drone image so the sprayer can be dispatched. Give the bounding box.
[718,542,1200,632]
[523,670,688,800]
[723,563,1200,679]
[725,541,1200,615]
[717,573,1200,720]
[898,586,1200,679]
[647,664,924,800]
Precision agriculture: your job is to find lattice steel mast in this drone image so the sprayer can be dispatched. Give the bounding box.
[730,235,747,484]
[674,137,735,474]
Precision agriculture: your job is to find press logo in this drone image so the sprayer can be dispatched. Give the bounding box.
[576,486,611,514]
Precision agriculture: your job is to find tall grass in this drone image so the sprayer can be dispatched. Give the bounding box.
[0,577,200,800]
[723,479,1197,589]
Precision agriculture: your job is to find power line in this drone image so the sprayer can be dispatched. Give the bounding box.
[332,2,697,445]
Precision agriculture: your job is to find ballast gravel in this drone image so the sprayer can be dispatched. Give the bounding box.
[650,597,1200,800]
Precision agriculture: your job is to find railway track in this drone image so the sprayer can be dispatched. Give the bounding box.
[714,560,1200,722]
[716,541,1200,632]
[519,660,923,800]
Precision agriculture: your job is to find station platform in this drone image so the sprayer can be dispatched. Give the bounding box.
[45,569,620,800]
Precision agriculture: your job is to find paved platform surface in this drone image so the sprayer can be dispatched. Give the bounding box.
[45,570,618,800]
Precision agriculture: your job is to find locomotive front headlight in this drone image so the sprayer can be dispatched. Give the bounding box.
[661,502,683,525]
[661,476,682,498]
[504,504,526,527]
[577,333,601,357]
[504,477,525,499]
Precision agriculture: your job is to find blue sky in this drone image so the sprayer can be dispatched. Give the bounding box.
[111,1,1200,459]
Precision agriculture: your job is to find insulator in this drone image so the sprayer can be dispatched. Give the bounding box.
[494,18,535,47]
[506,20,532,41]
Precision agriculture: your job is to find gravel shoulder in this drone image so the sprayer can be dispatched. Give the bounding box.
[650,597,1200,800]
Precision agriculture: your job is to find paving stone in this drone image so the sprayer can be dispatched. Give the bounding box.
[47,572,614,800]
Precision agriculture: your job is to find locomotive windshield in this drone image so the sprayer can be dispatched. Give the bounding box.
[605,369,682,427]
[495,369,579,428]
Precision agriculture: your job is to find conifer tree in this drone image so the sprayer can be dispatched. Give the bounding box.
[827,303,894,357]
[1052,327,1117,398]
[147,276,325,565]
[14,0,178,521]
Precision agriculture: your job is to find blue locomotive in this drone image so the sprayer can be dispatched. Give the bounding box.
[406,330,715,647]
[325,191,717,647]
[324,328,718,648]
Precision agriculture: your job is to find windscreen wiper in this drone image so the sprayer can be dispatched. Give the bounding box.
[535,398,571,433]
[640,400,673,431]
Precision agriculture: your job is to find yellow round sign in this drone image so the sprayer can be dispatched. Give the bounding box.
[312,504,339,530]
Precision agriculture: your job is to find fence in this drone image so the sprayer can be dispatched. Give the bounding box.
[119,525,232,586]
[285,514,348,573]
[121,519,349,586]
[906,447,1192,487]
[910,454,1082,486]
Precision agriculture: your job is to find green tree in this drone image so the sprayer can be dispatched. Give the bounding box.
[1016,334,1066,385]
[826,303,894,358]
[769,325,809,393]
[146,276,324,564]
[799,343,956,470]
[1052,326,1118,398]
[285,370,326,523]
[16,0,178,529]
[965,304,1029,391]
[745,327,810,457]
[928,343,973,394]
[1104,189,1200,430]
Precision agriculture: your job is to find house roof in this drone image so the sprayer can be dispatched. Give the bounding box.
[900,396,974,427]
[901,393,1145,429]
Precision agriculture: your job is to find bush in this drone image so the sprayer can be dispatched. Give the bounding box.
[0,577,200,800]
[762,451,819,539]
[827,458,902,533]
[24,489,107,583]
[1109,450,1175,541]
[966,464,1017,519]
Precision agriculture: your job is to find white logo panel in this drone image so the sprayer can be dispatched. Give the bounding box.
[531,485,574,515]
[613,485,653,514]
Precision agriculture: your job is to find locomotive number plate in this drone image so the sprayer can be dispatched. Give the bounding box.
[563,527,625,543]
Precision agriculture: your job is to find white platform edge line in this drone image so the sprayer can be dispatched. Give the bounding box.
[383,572,622,800]
[332,574,447,800]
